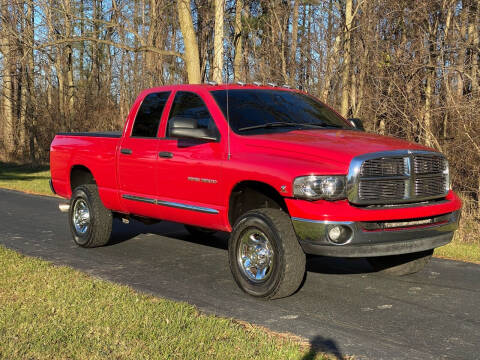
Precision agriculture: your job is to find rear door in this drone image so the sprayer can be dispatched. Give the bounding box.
[117,91,171,217]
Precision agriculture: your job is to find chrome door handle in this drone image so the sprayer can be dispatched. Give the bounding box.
[120,148,132,155]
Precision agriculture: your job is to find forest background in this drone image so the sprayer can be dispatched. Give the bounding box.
[1,0,479,241]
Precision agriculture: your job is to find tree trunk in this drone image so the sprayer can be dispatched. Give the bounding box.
[424,68,434,147]
[354,1,370,117]
[177,0,201,84]
[1,1,15,156]
[146,0,158,87]
[340,0,353,117]
[457,3,467,98]
[213,0,224,83]
[19,0,35,160]
[233,0,243,82]
[64,0,74,129]
[469,0,479,94]
[423,11,440,148]
[289,0,299,85]
[19,3,27,155]
[321,0,337,102]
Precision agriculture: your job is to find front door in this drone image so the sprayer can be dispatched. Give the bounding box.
[156,91,225,228]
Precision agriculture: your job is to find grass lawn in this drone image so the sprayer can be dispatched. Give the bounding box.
[0,246,329,360]
[434,242,480,264]
[0,162,51,195]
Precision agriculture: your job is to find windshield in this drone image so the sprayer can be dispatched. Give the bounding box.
[210,89,351,135]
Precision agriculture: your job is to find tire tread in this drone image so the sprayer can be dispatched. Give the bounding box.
[229,208,306,299]
[70,184,112,248]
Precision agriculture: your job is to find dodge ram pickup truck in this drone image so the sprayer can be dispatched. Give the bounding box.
[50,84,462,299]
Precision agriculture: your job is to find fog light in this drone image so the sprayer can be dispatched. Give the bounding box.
[327,225,352,244]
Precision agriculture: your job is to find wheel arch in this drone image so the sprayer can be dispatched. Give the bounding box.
[70,165,97,193]
[228,180,289,228]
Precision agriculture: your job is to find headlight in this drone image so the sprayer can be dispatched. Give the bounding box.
[293,175,346,200]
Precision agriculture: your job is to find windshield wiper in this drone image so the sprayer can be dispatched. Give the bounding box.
[238,122,302,132]
[296,122,343,129]
[238,122,344,132]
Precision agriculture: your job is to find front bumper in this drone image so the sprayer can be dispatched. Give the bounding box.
[287,191,462,257]
[292,210,460,257]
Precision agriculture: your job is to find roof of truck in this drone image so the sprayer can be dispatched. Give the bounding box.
[141,83,299,93]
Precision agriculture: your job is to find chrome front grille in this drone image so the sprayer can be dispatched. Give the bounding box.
[360,157,407,177]
[414,155,447,174]
[414,176,448,197]
[348,151,449,205]
[359,179,406,201]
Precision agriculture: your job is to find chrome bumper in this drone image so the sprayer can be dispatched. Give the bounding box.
[292,210,460,257]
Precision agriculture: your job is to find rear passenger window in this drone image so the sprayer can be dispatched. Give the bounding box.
[132,92,170,137]
[167,91,217,137]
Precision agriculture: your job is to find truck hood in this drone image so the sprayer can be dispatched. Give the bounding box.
[239,129,431,172]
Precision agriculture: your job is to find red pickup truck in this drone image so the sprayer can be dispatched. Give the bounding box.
[50,84,461,299]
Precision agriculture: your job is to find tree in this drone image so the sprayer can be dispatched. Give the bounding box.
[177,0,201,83]
[213,0,224,83]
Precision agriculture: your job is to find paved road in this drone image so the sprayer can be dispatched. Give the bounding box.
[1,189,479,360]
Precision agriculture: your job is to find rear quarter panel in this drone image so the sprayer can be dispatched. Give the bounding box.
[50,135,122,211]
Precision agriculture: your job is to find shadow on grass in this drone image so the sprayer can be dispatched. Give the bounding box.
[0,162,50,181]
[301,335,346,360]
[0,161,49,181]
[0,161,49,173]
[0,174,50,181]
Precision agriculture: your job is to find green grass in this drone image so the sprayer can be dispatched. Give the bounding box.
[0,162,51,195]
[0,246,328,360]
[0,162,479,265]
[434,242,480,264]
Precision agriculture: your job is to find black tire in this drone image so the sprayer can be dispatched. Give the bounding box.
[228,208,306,299]
[69,184,112,248]
[184,225,217,237]
[368,249,434,276]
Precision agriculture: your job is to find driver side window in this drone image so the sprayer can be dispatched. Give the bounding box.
[167,91,218,137]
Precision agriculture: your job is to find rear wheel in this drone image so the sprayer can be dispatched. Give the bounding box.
[228,208,305,299]
[368,249,434,275]
[69,184,112,248]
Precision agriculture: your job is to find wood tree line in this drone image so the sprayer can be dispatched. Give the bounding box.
[1,0,479,204]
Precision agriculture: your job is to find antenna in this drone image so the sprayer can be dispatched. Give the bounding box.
[223,0,231,161]
[226,82,231,160]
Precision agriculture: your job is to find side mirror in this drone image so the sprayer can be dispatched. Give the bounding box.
[348,118,365,131]
[169,117,218,141]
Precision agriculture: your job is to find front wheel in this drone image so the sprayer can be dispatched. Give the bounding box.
[228,208,306,299]
[69,184,112,248]
[368,249,434,275]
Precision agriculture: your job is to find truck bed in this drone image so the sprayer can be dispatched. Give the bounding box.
[50,133,121,209]
[56,131,122,138]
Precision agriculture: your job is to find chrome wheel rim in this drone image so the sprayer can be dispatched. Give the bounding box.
[237,228,274,282]
[73,199,91,235]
